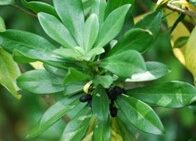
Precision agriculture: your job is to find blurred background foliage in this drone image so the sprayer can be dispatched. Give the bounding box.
[0,0,196,141]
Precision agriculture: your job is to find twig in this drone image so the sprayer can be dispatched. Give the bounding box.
[166,3,196,17]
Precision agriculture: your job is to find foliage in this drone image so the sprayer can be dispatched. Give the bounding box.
[0,0,196,141]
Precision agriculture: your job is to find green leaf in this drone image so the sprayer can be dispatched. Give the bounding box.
[92,86,109,121]
[27,97,78,138]
[38,12,77,48]
[92,120,111,141]
[64,68,91,95]
[44,63,67,77]
[127,81,196,108]
[135,11,163,38]
[17,70,64,94]
[101,50,146,78]
[108,28,153,54]
[0,48,21,99]
[0,0,14,5]
[20,0,57,16]
[53,0,84,47]
[61,108,91,141]
[84,13,99,51]
[0,17,6,32]
[95,4,131,49]
[105,0,134,17]
[91,0,107,23]
[0,30,61,63]
[188,0,196,6]
[126,61,169,82]
[116,95,164,135]
[93,75,113,88]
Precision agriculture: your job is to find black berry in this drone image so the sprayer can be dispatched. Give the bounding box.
[110,106,118,117]
[108,86,125,100]
[79,94,92,103]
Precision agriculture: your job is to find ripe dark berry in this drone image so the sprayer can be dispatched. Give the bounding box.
[110,106,118,117]
[108,86,125,100]
[79,94,92,103]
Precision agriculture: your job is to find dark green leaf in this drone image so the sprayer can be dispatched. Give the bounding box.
[126,61,169,82]
[105,0,134,17]
[109,28,153,54]
[95,4,131,49]
[135,11,163,37]
[92,120,111,141]
[116,95,164,135]
[17,70,64,94]
[61,108,91,141]
[0,30,61,63]
[38,12,77,48]
[27,97,78,138]
[44,63,67,77]
[53,0,84,47]
[127,81,196,108]
[92,86,109,121]
[174,36,189,48]
[101,50,146,78]
[20,0,57,16]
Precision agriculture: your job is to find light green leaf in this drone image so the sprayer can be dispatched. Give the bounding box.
[61,108,91,141]
[108,28,153,54]
[95,4,131,49]
[38,12,77,48]
[53,0,84,47]
[101,50,146,78]
[20,0,57,16]
[93,75,113,88]
[92,120,111,141]
[84,13,99,51]
[0,48,21,99]
[17,70,64,94]
[92,86,109,121]
[116,95,164,135]
[127,81,196,108]
[0,0,14,5]
[91,0,107,23]
[27,97,78,138]
[0,30,61,63]
[0,17,6,32]
[126,61,169,82]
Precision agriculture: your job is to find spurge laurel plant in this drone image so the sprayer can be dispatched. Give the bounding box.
[0,0,196,140]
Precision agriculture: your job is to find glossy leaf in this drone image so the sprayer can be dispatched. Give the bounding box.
[0,48,21,99]
[127,81,196,108]
[92,86,109,121]
[84,13,99,51]
[61,108,91,141]
[92,120,111,141]
[38,12,77,48]
[101,50,146,78]
[95,4,131,49]
[116,95,164,135]
[109,28,153,54]
[93,75,113,88]
[27,97,78,138]
[17,70,64,94]
[0,0,14,5]
[53,0,84,47]
[126,61,169,82]
[0,30,61,63]
[20,0,57,16]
